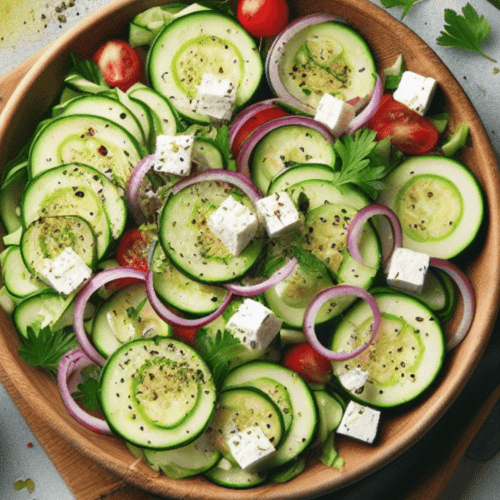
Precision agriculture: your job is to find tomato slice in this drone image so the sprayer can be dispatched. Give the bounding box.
[282,342,332,384]
[232,105,289,157]
[236,0,290,38]
[366,94,439,155]
[92,40,143,92]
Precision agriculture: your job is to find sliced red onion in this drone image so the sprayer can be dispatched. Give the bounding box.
[146,270,233,328]
[237,115,335,177]
[170,169,263,204]
[126,155,155,225]
[74,267,147,366]
[57,348,112,435]
[430,258,475,351]
[303,285,380,361]
[225,257,298,296]
[347,204,403,267]
[346,74,383,135]
[265,13,346,112]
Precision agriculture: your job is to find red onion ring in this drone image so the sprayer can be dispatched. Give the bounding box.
[146,270,233,328]
[225,257,298,296]
[346,74,383,135]
[237,115,335,177]
[126,155,155,225]
[170,169,263,204]
[303,285,380,361]
[57,348,112,435]
[430,258,475,351]
[347,204,403,267]
[73,267,147,366]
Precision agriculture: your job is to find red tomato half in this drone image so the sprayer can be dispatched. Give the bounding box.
[173,325,199,347]
[237,0,290,38]
[366,94,439,155]
[231,105,289,157]
[282,342,332,384]
[92,40,142,92]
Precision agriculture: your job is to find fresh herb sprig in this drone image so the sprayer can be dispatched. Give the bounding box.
[379,0,421,20]
[18,322,79,375]
[71,365,102,411]
[331,129,391,200]
[437,4,497,63]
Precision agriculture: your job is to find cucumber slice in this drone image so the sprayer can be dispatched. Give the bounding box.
[100,337,216,449]
[331,292,445,408]
[158,180,265,284]
[148,11,263,123]
[204,458,266,488]
[0,165,27,234]
[377,156,484,259]
[222,361,318,468]
[91,283,173,358]
[275,20,377,108]
[192,137,226,170]
[28,114,142,189]
[313,389,344,444]
[267,163,335,195]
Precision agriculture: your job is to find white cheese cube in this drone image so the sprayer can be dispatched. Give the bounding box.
[339,367,370,392]
[207,195,259,256]
[153,134,195,176]
[337,401,381,444]
[227,425,276,471]
[386,247,430,294]
[191,73,236,120]
[393,71,437,116]
[226,298,283,350]
[41,247,92,295]
[314,93,356,136]
[255,191,302,239]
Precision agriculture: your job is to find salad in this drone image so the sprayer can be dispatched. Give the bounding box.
[0,0,483,491]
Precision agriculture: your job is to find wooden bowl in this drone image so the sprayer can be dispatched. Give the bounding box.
[1,0,499,498]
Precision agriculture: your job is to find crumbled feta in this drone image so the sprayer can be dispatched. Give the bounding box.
[153,134,195,176]
[386,247,430,294]
[339,367,370,392]
[337,401,381,444]
[41,247,92,295]
[191,73,236,120]
[227,425,276,471]
[207,195,259,256]
[226,298,283,350]
[393,71,437,116]
[255,191,301,239]
[314,93,356,136]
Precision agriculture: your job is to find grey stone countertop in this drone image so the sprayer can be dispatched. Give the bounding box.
[0,0,499,499]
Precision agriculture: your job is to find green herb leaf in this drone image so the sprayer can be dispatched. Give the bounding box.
[214,124,237,171]
[13,478,35,494]
[196,328,246,387]
[331,129,391,200]
[379,0,421,19]
[72,365,102,411]
[437,4,497,62]
[18,323,79,375]
[291,238,327,275]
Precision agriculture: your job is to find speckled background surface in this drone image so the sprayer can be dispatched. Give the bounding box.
[0,1,499,499]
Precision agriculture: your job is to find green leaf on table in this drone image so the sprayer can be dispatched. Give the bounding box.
[437,3,497,62]
[13,478,35,494]
[379,0,421,19]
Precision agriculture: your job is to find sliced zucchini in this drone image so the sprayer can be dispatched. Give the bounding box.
[204,458,266,488]
[266,163,335,195]
[0,164,27,234]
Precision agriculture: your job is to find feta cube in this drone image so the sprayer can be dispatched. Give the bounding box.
[227,425,276,471]
[207,195,259,256]
[314,93,356,136]
[41,247,92,295]
[339,367,370,392]
[255,191,302,239]
[153,134,195,176]
[191,73,236,120]
[386,247,430,294]
[226,298,283,350]
[337,401,381,444]
[393,71,437,116]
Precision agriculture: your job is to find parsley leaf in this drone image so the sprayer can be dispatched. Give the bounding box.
[18,323,79,375]
[291,236,327,275]
[437,4,497,63]
[72,365,102,411]
[331,129,390,200]
[379,0,421,19]
[196,328,246,387]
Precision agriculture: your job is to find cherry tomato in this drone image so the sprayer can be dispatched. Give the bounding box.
[282,342,332,384]
[173,325,199,346]
[92,40,142,91]
[237,0,290,38]
[231,105,289,157]
[366,94,439,155]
